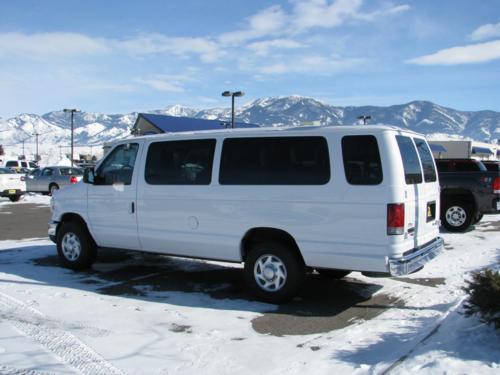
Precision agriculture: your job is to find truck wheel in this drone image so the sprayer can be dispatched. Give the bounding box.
[56,221,97,270]
[442,200,474,232]
[49,184,59,196]
[244,242,305,303]
[8,195,21,202]
[316,269,350,279]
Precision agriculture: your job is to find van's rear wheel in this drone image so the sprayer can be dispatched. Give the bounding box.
[8,195,21,202]
[57,221,97,270]
[244,242,304,303]
[442,200,474,232]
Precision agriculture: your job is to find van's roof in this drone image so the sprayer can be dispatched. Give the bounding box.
[129,124,423,142]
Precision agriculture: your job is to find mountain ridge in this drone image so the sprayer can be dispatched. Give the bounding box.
[1,97,498,163]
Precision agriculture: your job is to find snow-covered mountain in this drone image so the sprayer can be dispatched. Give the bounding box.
[1,97,499,165]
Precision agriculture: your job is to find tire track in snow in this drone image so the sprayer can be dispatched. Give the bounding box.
[0,291,125,375]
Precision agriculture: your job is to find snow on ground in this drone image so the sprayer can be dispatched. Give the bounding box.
[0,215,498,374]
[0,193,51,207]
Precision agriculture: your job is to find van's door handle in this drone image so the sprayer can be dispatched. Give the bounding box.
[130,202,135,214]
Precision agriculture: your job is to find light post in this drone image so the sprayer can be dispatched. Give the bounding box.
[221,91,244,129]
[357,115,372,125]
[33,132,40,162]
[64,108,80,166]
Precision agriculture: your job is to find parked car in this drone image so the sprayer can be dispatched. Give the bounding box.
[26,166,83,195]
[3,160,37,172]
[49,126,444,303]
[435,159,500,231]
[481,160,500,172]
[0,167,26,202]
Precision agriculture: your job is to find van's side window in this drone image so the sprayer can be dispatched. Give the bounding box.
[95,143,139,185]
[219,137,330,185]
[145,139,216,185]
[342,136,383,185]
[396,136,422,184]
[413,138,437,182]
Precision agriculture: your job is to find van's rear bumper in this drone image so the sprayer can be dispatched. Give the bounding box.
[388,237,444,276]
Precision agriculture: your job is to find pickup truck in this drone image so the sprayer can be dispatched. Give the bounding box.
[435,159,500,232]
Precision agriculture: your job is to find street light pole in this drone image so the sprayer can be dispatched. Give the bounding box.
[357,115,372,125]
[33,132,40,162]
[221,91,245,129]
[64,108,80,166]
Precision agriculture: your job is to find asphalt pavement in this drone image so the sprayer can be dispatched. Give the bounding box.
[0,202,51,240]
[0,199,445,336]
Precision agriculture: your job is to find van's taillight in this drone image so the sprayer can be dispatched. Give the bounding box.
[20,176,26,181]
[69,176,78,184]
[387,203,405,235]
[494,177,500,194]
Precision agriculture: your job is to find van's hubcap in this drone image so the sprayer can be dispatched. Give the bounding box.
[446,206,467,227]
[254,255,287,292]
[61,233,81,261]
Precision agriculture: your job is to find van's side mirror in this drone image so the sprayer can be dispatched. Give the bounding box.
[83,167,95,184]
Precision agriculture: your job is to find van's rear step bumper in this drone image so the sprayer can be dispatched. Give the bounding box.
[388,237,444,276]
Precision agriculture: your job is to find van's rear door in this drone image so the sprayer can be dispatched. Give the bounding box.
[413,137,440,245]
[395,136,439,248]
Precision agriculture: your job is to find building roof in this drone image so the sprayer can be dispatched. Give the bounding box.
[133,113,260,135]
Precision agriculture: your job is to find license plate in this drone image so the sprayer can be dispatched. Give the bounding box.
[427,201,436,222]
[8,189,16,195]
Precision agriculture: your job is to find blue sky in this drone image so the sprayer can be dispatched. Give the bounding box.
[1,0,500,117]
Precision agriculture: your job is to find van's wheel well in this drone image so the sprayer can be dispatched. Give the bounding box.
[58,213,96,248]
[241,228,304,265]
[441,190,476,215]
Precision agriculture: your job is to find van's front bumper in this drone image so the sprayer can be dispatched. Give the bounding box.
[388,237,444,276]
[48,221,58,243]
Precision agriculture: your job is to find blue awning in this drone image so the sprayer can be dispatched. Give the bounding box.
[472,146,493,155]
[430,144,447,152]
[139,113,259,133]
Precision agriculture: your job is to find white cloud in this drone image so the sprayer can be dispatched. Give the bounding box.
[247,39,304,55]
[219,5,287,45]
[0,32,109,59]
[407,40,500,65]
[355,4,410,21]
[290,0,363,32]
[219,1,410,46]
[469,22,500,41]
[117,34,223,63]
[257,54,365,75]
[85,82,136,93]
[137,79,184,92]
[0,32,222,63]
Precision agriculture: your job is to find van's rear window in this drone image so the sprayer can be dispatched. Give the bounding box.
[342,135,383,185]
[413,138,437,182]
[396,136,422,184]
[219,137,330,185]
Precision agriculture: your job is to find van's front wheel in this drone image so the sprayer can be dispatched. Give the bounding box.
[57,221,97,270]
[244,242,304,303]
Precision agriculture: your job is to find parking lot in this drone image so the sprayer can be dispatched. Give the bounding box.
[0,198,499,374]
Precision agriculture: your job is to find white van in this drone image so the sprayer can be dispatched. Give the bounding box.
[49,125,443,302]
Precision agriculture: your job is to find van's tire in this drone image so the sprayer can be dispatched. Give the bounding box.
[244,242,305,304]
[473,213,483,224]
[442,200,474,232]
[56,221,97,270]
[8,195,21,202]
[316,269,350,279]
[49,184,59,196]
